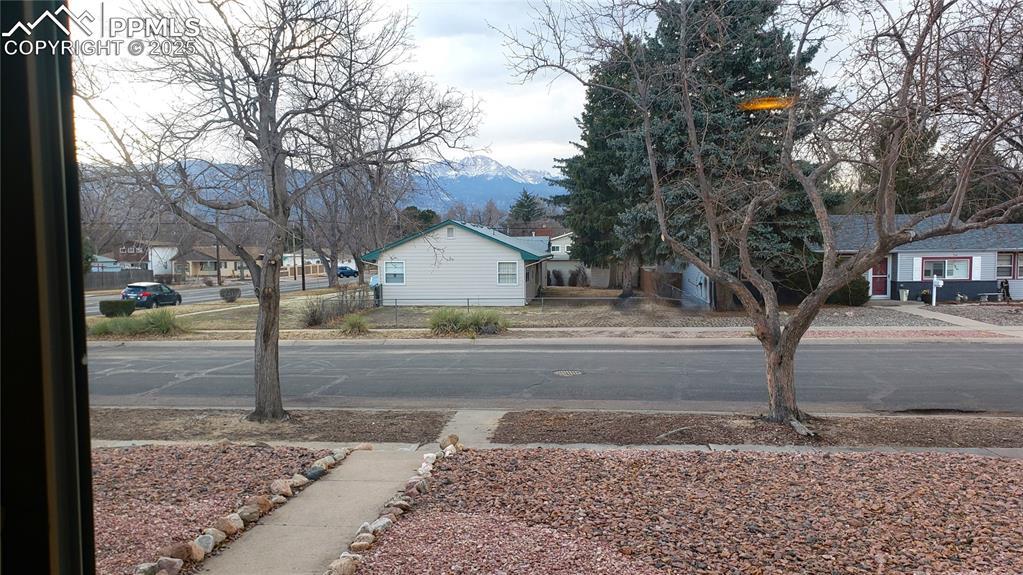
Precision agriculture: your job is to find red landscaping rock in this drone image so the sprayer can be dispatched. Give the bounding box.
[358,512,662,574]
[362,449,1023,574]
[92,444,326,574]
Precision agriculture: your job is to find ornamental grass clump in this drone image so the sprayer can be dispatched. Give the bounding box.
[90,309,189,337]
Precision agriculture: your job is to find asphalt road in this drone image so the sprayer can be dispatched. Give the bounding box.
[86,340,1023,414]
[82,276,334,316]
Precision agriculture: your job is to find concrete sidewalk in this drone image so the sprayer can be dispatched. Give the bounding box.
[196,448,422,575]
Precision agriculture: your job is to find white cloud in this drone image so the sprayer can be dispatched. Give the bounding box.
[399,1,585,172]
[74,0,585,173]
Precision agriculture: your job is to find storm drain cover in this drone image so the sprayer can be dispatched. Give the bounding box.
[553,369,582,377]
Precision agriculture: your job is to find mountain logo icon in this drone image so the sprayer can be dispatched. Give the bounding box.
[3,5,95,38]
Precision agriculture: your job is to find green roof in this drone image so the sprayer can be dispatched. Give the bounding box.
[361,219,551,263]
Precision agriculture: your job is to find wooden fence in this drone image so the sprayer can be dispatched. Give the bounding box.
[83,269,154,291]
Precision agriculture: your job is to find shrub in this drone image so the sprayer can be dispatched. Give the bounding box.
[551,269,565,286]
[202,277,214,287]
[98,300,135,317]
[429,309,464,335]
[827,276,870,307]
[462,309,508,335]
[429,309,507,336]
[219,287,241,302]
[339,314,369,336]
[301,298,326,327]
[90,309,188,337]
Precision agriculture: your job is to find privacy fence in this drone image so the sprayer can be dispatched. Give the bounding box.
[83,269,154,291]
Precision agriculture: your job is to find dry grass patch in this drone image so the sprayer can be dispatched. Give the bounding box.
[91,408,452,444]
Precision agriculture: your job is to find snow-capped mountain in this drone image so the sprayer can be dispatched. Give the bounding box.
[418,155,564,208]
[426,155,548,185]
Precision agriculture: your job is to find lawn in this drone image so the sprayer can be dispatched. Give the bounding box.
[92,444,326,575]
[360,449,1023,574]
[359,300,947,329]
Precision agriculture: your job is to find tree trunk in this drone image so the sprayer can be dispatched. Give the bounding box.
[762,339,803,423]
[354,259,366,285]
[619,258,635,297]
[248,255,288,422]
[325,254,337,288]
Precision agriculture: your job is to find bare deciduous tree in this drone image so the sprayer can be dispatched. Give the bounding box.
[299,73,479,285]
[78,0,472,421]
[503,0,1023,427]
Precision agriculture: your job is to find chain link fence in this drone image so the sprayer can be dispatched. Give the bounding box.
[347,294,725,329]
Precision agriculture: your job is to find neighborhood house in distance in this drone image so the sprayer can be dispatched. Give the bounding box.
[361,220,552,306]
[678,215,1023,306]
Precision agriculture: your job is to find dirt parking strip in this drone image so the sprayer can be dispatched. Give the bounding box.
[491,410,1023,447]
[90,408,452,444]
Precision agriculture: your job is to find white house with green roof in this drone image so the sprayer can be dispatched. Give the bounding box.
[361,220,551,306]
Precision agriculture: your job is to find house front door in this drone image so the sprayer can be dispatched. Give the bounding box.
[871,257,889,297]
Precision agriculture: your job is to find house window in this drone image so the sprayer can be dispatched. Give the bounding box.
[384,261,405,285]
[551,245,560,253]
[446,227,454,238]
[119,247,126,253]
[997,253,1014,279]
[1018,253,1023,279]
[497,261,517,285]
[923,257,970,280]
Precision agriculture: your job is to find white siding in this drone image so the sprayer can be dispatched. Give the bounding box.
[682,263,711,303]
[377,226,528,306]
[895,251,995,281]
[149,246,177,275]
[550,234,574,260]
[1009,280,1023,299]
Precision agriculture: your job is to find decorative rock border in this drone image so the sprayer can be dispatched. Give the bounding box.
[324,435,466,575]
[134,443,367,575]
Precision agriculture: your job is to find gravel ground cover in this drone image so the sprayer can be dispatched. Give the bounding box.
[362,449,1023,574]
[92,444,326,575]
[935,303,1023,326]
[91,408,451,444]
[491,411,1023,447]
[358,512,662,574]
[360,303,948,329]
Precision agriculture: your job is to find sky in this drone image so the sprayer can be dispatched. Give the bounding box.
[72,0,586,174]
[396,0,585,172]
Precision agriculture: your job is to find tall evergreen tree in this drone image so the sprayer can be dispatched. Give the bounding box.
[553,60,643,267]
[509,189,544,224]
[557,1,835,299]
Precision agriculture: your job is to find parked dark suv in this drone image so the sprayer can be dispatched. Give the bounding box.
[337,266,359,278]
[121,282,182,308]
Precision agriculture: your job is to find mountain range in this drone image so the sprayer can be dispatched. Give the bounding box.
[415,155,565,210]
